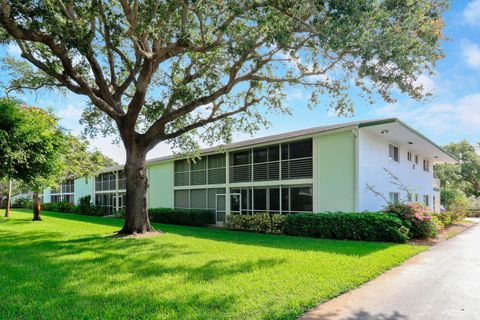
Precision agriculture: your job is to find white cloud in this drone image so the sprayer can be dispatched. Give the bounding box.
[414,74,435,94]
[456,93,480,126]
[461,40,480,70]
[6,43,21,56]
[374,93,480,134]
[463,0,480,26]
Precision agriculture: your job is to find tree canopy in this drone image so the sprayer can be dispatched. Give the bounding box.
[435,140,480,198]
[0,97,111,219]
[0,0,448,233]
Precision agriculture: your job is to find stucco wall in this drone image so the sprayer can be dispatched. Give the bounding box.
[74,176,94,204]
[147,161,174,208]
[358,129,434,212]
[315,130,355,212]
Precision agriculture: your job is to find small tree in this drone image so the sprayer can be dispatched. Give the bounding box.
[0,102,68,220]
[0,1,447,234]
[0,98,109,220]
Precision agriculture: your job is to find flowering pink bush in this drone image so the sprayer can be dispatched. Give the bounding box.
[384,203,437,239]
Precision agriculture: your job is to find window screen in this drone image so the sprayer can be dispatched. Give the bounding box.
[190,189,207,209]
[174,190,189,208]
[290,187,313,212]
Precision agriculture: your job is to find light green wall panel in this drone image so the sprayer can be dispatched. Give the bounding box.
[315,131,355,212]
[74,176,94,204]
[147,161,174,208]
[43,188,51,203]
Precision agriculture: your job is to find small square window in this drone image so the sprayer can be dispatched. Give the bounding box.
[389,192,400,204]
[389,144,399,162]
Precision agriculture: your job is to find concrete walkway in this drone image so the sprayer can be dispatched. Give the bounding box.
[301,222,480,320]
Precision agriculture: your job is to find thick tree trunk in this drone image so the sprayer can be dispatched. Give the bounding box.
[5,179,12,217]
[118,147,154,234]
[32,192,41,221]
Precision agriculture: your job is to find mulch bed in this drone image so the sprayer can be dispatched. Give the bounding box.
[409,220,476,246]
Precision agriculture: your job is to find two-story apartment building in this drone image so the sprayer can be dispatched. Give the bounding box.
[43,118,456,224]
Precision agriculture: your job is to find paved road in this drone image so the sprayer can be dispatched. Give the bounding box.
[301,222,480,320]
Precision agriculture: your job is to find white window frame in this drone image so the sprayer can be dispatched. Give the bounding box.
[424,195,430,207]
[407,152,412,162]
[423,159,430,172]
[389,192,400,204]
[389,144,400,163]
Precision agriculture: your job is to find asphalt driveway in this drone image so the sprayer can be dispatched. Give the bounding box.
[301,221,480,320]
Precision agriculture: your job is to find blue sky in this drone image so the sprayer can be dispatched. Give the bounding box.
[2,0,480,163]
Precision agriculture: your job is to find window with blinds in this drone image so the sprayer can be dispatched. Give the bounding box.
[230,139,313,183]
[174,154,226,186]
[174,188,226,210]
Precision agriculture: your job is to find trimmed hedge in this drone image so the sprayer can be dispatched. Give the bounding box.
[283,212,409,243]
[41,201,111,216]
[149,208,215,226]
[225,213,286,234]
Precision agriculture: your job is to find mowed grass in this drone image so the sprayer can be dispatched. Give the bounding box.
[0,210,426,320]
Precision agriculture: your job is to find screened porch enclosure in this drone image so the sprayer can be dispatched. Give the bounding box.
[172,138,314,223]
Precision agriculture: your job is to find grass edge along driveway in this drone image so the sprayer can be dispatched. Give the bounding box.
[0,210,426,320]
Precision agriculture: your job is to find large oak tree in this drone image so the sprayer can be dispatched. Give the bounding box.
[0,0,447,234]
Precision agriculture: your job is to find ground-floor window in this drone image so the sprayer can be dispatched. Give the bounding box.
[95,192,126,213]
[50,193,74,204]
[230,184,312,214]
[174,188,226,210]
[389,192,400,204]
[424,195,430,207]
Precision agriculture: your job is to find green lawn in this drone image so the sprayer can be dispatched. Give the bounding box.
[0,210,426,320]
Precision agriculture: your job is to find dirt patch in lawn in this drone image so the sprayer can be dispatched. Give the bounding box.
[409,220,477,246]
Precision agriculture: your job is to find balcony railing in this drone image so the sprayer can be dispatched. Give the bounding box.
[433,178,441,191]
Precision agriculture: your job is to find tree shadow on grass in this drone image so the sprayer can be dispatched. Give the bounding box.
[0,228,286,319]
[12,210,406,257]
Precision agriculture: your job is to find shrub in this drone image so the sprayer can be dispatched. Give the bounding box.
[225,213,287,234]
[149,208,215,226]
[78,195,92,213]
[283,212,409,243]
[384,203,437,239]
[431,215,444,230]
[441,188,468,220]
[12,197,32,209]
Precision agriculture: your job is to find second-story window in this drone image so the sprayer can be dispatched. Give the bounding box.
[389,144,399,162]
[407,152,412,161]
[174,154,226,186]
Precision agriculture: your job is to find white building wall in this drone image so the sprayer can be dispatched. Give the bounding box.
[358,129,434,212]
